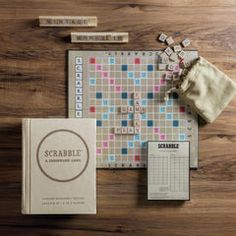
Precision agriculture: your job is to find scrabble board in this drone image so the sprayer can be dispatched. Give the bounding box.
[68,50,198,168]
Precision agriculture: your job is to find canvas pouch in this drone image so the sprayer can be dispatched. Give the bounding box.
[177,56,236,123]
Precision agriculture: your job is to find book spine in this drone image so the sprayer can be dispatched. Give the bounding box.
[21,119,31,214]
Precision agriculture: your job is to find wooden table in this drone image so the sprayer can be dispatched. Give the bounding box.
[0,1,235,235]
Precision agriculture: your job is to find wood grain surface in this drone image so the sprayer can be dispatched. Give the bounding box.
[0,1,236,235]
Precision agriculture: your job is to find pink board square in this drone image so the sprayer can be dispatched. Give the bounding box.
[154,127,159,134]
[109,78,115,85]
[115,85,122,93]
[160,78,166,85]
[160,134,166,140]
[109,133,115,141]
[154,85,160,92]
[96,148,101,155]
[103,72,108,78]
[96,64,102,71]
[103,141,109,149]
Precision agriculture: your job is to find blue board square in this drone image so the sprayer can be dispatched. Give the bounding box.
[141,142,147,148]
[96,92,102,99]
[108,155,115,162]
[121,92,128,99]
[173,120,179,127]
[166,113,172,120]
[121,120,128,126]
[147,92,153,99]
[128,141,134,148]
[166,99,172,106]
[122,65,128,71]
[102,100,108,106]
[141,99,147,106]
[128,72,134,78]
[141,72,147,78]
[141,113,147,120]
[109,57,115,64]
[89,78,96,85]
[121,148,128,155]
[159,106,165,113]
[135,79,141,85]
[128,113,133,120]
[97,120,102,127]
[147,120,153,127]
[128,100,133,106]
[109,106,115,113]
[179,134,186,140]
[147,65,153,71]
[103,113,109,120]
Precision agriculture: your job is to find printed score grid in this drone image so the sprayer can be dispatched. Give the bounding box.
[149,156,189,192]
[68,50,198,168]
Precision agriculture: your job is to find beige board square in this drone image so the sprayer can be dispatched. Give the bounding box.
[129,65,134,71]
[158,64,167,70]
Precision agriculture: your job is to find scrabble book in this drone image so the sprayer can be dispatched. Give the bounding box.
[68,50,198,169]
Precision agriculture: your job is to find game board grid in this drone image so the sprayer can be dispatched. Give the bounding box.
[86,55,188,167]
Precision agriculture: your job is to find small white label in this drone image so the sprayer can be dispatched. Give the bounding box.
[76,65,83,72]
[76,73,82,80]
[76,80,83,87]
[76,103,82,110]
[76,57,83,64]
[76,111,82,118]
[76,95,83,102]
[76,88,83,94]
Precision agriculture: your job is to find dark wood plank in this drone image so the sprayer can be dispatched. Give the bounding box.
[0,1,235,235]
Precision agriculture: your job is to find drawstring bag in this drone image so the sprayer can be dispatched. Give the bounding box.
[165,56,236,123]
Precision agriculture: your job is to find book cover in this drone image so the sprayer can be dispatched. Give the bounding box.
[22,118,96,214]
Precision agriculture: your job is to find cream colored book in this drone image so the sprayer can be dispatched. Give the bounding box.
[22,118,96,214]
